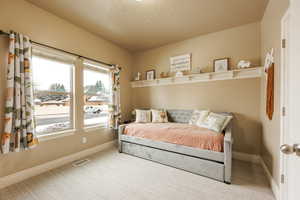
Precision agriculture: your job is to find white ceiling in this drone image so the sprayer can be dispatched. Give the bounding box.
[26,0,269,52]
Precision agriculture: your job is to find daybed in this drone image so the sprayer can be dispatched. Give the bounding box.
[118,109,233,183]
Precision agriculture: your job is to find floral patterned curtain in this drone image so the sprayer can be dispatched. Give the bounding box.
[108,65,121,129]
[1,31,38,154]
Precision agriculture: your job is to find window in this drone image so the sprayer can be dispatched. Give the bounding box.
[32,53,74,136]
[83,62,111,127]
[31,46,112,138]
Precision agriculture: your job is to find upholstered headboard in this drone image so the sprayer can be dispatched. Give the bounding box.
[166,109,233,124]
[133,109,233,124]
[166,109,193,123]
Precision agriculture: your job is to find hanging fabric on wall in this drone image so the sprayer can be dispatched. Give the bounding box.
[264,48,274,120]
[1,31,38,154]
[108,65,121,129]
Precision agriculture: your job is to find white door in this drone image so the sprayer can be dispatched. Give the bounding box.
[280,1,300,200]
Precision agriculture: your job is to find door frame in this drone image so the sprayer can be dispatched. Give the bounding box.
[279,8,290,200]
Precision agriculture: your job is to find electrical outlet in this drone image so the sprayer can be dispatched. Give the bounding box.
[82,137,87,144]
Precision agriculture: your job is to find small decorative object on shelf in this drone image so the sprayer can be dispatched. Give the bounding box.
[134,72,141,81]
[214,58,229,72]
[160,72,169,78]
[175,71,184,77]
[190,66,201,74]
[237,60,251,69]
[160,72,164,78]
[146,69,156,80]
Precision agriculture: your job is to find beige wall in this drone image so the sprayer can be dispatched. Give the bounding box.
[260,0,289,185]
[132,23,262,155]
[0,0,132,177]
[133,22,261,78]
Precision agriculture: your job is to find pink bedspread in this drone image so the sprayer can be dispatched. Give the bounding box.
[124,123,224,152]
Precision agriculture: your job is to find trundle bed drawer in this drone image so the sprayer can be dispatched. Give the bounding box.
[122,141,225,181]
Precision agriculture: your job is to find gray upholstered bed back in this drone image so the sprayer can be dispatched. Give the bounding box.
[167,109,193,123]
[166,109,233,123]
[134,109,233,123]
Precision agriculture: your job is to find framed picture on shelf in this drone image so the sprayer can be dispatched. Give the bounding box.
[146,69,156,80]
[170,53,191,72]
[214,58,229,72]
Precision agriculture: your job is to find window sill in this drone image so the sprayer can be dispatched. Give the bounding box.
[37,129,75,142]
[83,125,108,133]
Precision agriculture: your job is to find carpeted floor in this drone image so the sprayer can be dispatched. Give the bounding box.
[0,148,275,200]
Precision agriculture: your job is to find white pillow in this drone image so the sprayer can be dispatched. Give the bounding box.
[151,109,168,123]
[221,115,233,131]
[189,110,210,125]
[197,112,232,133]
[135,109,151,123]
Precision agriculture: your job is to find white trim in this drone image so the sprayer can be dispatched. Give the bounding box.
[83,125,107,133]
[37,129,76,142]
[32,44,77,63]
[233,152,279,199]
[260,157,280,200]
[233,151,261,164]
[0,140,117,189]
[32,51,76,139]
[83,58,111,71]
[280,8,291,200]
[131,67,263,88]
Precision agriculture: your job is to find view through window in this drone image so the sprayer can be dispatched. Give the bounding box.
[32,55,73,136]
[83,66,111,127]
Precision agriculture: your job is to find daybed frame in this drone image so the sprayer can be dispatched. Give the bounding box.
[118,109,233,183]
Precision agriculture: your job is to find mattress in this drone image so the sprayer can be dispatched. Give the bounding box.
[124,123,224,152]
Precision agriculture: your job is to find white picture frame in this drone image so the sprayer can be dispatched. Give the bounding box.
[146,70,155,80]
[214,58,229,72]
[170,54,191,72]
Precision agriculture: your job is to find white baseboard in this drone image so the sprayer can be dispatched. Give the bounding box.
[260,157,280,200]
[233,151,279,199]
[0,140,117,189]
[233,151,261,164]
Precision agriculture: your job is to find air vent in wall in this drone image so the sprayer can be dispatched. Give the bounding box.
[72,159,90,167]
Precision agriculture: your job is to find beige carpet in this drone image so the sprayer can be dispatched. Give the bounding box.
[0,148,274,200]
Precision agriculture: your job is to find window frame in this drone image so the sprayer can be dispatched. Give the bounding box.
[83,60,112,129]
[31,46,113,141]
[32,45,76,139]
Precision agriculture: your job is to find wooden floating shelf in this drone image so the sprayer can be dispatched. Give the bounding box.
[131,67,263,88]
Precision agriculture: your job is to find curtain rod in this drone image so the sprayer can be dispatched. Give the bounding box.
[0,30,114,67]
